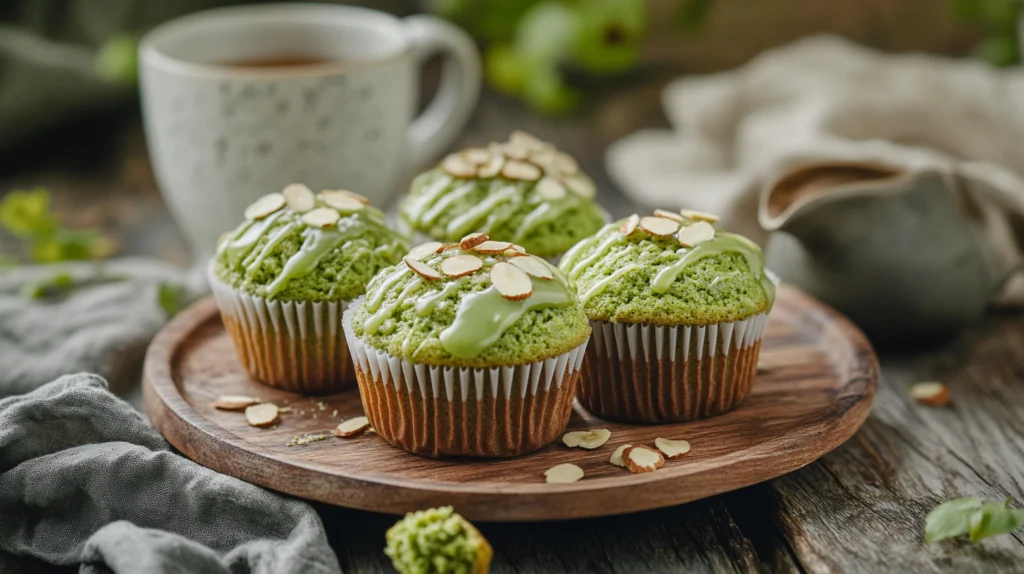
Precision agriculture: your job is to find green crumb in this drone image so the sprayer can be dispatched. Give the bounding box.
[214,204,409,302]
[400,170,604,258]
[286,433,331,447]
[559,221,772,325]
[385,506,491,574]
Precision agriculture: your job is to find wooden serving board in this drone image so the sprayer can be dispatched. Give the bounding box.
[143,285,877,521]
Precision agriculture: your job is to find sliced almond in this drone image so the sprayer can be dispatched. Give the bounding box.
[212,395,261,411]
[319,190,365,213]
[462,147,492,165]
[620,214,640,236]
[501,160,542,181]
[544,463,584,484]
[405,257,442,280]
[653,209,685,223]
[459,232,489,250]
[552,152,579,176]
[529,149,557,173]
[473,240,513,255]
[502,142,531,160]
[655,437,691,459]
[442,154,478,178]
[509,256,554,280]
[565,175,596,199]
[491,262,532,301]
[624,445,665,473]
[245,403,279,427]
[332,416,371,437]
[408,241,445,261]
[680,209,719,223]
[909,382,951,407]
[302,207,341,228]
[244,193,286,220]
[610,444,633,468]
[477,154,505,178]
[535,177,567,201]
[562,429,611,449]
[510,130,546,152]
[639,216,680,237]
[440,254,484,278]
[282,184,315,212]
[677,221,716,247]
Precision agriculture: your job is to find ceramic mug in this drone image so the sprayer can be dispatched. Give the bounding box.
[140,4,480,257]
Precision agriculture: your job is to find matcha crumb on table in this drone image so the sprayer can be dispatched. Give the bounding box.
[385,506,492,574]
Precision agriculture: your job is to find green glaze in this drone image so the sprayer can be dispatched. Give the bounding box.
[353,245,590,367]
[214,199,409,302]
[400,170,605,258]
[559,220,773,325]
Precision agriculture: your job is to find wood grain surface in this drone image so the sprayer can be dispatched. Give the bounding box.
[142,284,877,521]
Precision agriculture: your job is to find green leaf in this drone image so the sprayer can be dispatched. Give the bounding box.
[925,497,983,542]
[0,188,57,239]
[95,35,139,85]
[157,282,185,318]
[969,501,1024,542]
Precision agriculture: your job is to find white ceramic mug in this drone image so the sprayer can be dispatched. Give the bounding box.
[140,4,480,257]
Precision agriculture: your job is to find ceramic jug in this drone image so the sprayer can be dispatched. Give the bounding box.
[760,161,1022,344]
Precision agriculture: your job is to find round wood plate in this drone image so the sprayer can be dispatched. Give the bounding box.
[143,284,877,521]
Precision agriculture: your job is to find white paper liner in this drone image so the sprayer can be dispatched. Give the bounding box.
[207,265,351,391]
[590,311,768,362]
[341,298,588,401]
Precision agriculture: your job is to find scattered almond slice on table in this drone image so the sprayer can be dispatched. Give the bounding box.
[244,193,285,220]
[655,437,691,459]
[282,183,315,212]
[678,221,716,247]
[562,429,612,449]
[440,254,484,278]
[405,257,442,280]
[610,444,633,467]
[544,463,584,484]
[211,395,261,411]
[639,216,680,237]
[910,382,951,407]
[491,262,533,301]
[333,416,371,437]
[459,232,489,250]
[619,214,640,235]
[509,256,554,280]
[301,207,341,228]
[245,403,279,427]
[623,445,665,473]
[408,242,444,261]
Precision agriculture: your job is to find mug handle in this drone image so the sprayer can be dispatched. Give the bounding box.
[402,15,481,171]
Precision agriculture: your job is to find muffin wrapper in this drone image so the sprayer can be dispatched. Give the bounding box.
[208,268,354,393]
[580,312,768,423]
[342,304,588,457]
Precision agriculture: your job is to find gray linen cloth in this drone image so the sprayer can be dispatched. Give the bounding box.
[0,259,343,574]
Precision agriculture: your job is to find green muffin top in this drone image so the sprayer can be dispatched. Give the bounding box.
[213,184,409,302]
[351,233,590,367]
[385,506,492,574]
[399,131,606,258]
[559,209,775,325]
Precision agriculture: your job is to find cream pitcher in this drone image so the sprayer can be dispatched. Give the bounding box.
[759,160,1024,344]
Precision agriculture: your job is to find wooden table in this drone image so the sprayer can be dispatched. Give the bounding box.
[4,90,1024,573]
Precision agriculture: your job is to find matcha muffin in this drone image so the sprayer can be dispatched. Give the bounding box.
[559,209,775,423]
[385,506,492,574]
[399,131,605,259]
[209,184,409,392]
[343,233,591,457]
